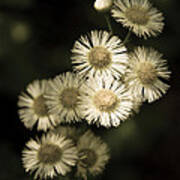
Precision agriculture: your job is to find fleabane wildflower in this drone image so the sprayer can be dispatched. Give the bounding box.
[80,75,133,127]
[94,0,113,12]
[45,72,85,123]
[18,80,58,131]
[71,30,128,78]
[111,0,164,38]
[22,133,78,179]
[125,46,171,103]
[76,130,110,179]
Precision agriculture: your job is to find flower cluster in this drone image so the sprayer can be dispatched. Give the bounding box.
[18,0,171,179]
[22,126,109,179]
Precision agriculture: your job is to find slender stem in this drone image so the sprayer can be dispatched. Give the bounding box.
[104,14,113,34]
[123,30,131,45]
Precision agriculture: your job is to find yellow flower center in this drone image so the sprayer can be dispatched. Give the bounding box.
[88,46,112,69]
[93,89,118,112]
[125,7,149,25]
[136,62,157,84]
[33,95,48,117]
[61,88,79,109]
[79,149,97,168]
[38,143,62,164]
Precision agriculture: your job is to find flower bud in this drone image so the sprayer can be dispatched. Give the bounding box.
[94,0,113,13]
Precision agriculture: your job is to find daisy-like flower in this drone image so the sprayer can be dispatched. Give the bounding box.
[18,80,58,131]
[80,75,133,127]
[126,46,171,103]
[111,0,164,38]
[94,0,113,12]
[71,30,128,78]
[22,133,78,179]
[45,72,84,123]
[76,130,110,179]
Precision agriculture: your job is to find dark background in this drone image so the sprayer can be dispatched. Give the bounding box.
[0,0,179,180]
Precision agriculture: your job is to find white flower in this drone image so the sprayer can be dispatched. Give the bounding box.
[18,80,58,131]
[22,133,78,179]
[71,30,128,78]
[111,0,164,38]
[94,0,113,12]
[80,75,133,127]
[76,130,110,178]
[45,72,84,123]
[125,46,171,103]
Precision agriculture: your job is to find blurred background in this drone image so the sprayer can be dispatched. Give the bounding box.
[0,0,179,179]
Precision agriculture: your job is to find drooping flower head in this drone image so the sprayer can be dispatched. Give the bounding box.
[125,46,171,103]
[80,75,133,127]
[111,0,164,38]
[76,130,110,179]
[45,72,85,123]
[18,79,58,131]
[22,133,78,179]
[71,30,128,78]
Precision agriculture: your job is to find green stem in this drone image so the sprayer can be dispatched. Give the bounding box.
[104,14,113,34]
[123,30,131,45]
